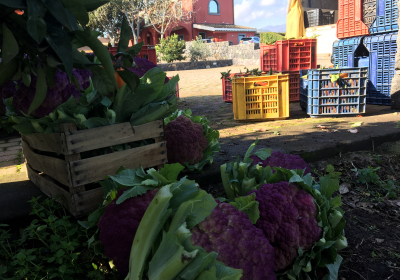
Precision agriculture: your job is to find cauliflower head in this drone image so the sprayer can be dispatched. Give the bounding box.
[250,151,312,175]
[249,182,322,271]
[129,57,169,84]
[191,202,277,280]
[97,188,159,276]
[165,115,208,165]
[12,68,92,118]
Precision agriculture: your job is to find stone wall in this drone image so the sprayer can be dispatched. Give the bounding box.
[185,41,260,66]
[158,59,233,71]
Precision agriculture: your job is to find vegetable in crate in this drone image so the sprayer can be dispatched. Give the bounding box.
[91,164,275,279]
[12,68,92,118]
[165,109,220,172]
[129,57,170,84]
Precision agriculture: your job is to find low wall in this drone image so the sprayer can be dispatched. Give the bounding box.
[158,59,233,71]
[185,41,260,64]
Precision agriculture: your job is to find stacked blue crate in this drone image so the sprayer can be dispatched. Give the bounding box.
[369,0,399,34]
[332,37,365,67]
[363,33,397,105]
[306,68,368,117]
[299,70,308,111]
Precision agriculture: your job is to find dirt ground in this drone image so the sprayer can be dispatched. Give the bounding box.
[309,142,400,280]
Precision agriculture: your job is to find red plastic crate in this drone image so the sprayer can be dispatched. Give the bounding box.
[260,39,317,73]
[222,73,250,102]
[108,45,157,65]
[260,44,278,72]
[288,73,300,102]
[337,0,369,39]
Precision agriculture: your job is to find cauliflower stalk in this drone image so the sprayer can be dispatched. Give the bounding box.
[164,109,220,172]
[221,140,347,280]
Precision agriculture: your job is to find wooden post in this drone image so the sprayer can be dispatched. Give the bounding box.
[60,123,85,194]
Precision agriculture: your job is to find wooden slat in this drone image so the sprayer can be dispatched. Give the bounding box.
[60,123,85,194]
[22,133,65,154]
[27,164,76,216]
[27,164,104,217]
[70,142,167,186]
[73,188,104,216]
[22,141,72,187]
[64,120,165,154]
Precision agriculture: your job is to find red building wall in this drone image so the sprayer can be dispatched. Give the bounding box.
[194,0,234,24]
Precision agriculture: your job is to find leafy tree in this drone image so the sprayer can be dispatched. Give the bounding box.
[121,0,145,44]
[187,37,211,62]
[155,34,185,63]
[88,0,124,47]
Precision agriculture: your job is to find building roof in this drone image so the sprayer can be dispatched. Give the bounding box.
[193,23,257,32]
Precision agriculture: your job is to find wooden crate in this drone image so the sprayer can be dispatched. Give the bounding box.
[22,120,167,216]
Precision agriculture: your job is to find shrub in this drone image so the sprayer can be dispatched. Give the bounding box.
[155,34,186,63]
[260,32,285,45]
[188,37,212,62]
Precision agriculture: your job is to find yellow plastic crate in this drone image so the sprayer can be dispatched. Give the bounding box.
[232,75,290,121]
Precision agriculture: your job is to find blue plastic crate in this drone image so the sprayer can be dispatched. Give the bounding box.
[307,68,368,117]
[299,70,308,111]
[370,0,399,34]
[332,37,365,68]
[363,33,397,105]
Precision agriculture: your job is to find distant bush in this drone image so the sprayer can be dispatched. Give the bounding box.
[260,32,285,45]
[187,37,212,62]
[156,34,186,63]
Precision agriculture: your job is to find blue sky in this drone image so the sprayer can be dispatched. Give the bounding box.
[234,0,288,29]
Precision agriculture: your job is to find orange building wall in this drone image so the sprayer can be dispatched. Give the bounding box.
[194,0,234,24]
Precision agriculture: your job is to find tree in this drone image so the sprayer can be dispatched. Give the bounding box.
[144,0,185,40]
[88,0,124,47]
[156,34,186,63]
[121,0,145,44]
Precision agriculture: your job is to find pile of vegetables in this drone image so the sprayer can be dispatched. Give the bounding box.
[79,141,346,280]
[164,110,220,172]
[0,0,179,136]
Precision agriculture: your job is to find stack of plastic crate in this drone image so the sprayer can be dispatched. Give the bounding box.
[260,39,317,102]
[331,0,399,105]
[337,0,370,39]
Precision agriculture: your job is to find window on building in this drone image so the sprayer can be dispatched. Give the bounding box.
[209,0,219,15]
[178,34,184,41]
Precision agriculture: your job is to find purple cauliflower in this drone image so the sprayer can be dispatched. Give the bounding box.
[248,182,322,271]
[98,188,160,276]
[99,190,276,279]
[250,151,312,175]
[165,115,208,165]
[11,68,92,118]
[128,57,169,84]
[191,202,276,280]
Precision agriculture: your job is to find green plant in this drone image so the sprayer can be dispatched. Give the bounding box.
[155,34,186,63]
[384,180,400,199]
[259,32,285,45]
[188,37,212,62]
[354,166,381,185]
[0,197,118,280]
